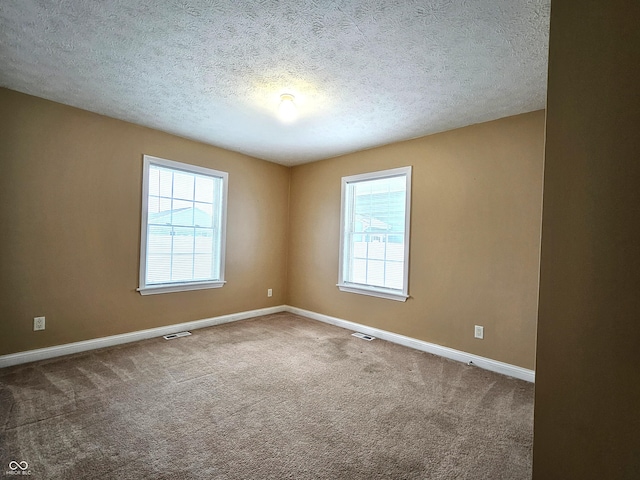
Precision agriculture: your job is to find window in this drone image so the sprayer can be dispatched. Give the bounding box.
[338,166,412,302]
[138,155,228,295]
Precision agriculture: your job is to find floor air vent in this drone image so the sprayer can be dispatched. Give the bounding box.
[163,331,192,340]
[352,332,376,341]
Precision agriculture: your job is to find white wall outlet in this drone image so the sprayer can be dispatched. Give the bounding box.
[34,316,46,331]
[474,325,484,339]
[267,288,273,297]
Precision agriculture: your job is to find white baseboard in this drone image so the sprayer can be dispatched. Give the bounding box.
[0,305,287,368]
[285,306,535,383]
[1,305,535,382]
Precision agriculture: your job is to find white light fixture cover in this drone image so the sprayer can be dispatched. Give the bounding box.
[278,94,297,123]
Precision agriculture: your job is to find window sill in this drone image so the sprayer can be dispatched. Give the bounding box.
[137,281,226,296]
[337,283,409,302]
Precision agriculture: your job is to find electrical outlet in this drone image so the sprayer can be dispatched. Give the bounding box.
[34,316,46,331]
[474,325,484,339]
[267,288,273,297]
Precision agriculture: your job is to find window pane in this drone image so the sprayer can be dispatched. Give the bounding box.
[159,169,173,197]
[368,240,385,260]
[385,262,404,290]
[194,254,213,279]
[147,254,171,283]
[158,197,172,216]
[352,259,367,284]
[353,237,367,258]
[386,241,404,262]
[172,227,194,255]
[171,254,193,281]
[194,202,213,228]
[173,200,194,226]
[195,176,214,203]
[173,172,194,200]
[388,175,406,192]
[171,229,194,280]
[367,260,385,287]
[147,195,160,215]
[147,226,171,254]
[195,229,214,253]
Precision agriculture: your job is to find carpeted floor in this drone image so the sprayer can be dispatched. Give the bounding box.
[0,313,533,479]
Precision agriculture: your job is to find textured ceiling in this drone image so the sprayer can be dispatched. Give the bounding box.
[0,0,550,165]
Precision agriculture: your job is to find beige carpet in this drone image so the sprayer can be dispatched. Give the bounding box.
[0,312,533,479]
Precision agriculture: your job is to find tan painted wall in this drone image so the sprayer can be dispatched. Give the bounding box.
[533,2,640,478]
[0,88,290,356]
[288,111,545,369]
[0,88,545,371]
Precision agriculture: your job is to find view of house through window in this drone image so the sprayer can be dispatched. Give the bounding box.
[338,166,412,302]
[138,155,228,295]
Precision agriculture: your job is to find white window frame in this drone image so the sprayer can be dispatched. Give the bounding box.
[137,155,228,295]
[337,166,412,302]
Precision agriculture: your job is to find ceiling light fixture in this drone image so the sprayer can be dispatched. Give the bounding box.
[278,94,297,123]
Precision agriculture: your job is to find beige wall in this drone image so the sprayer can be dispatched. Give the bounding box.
[0,88,545,372]
[0,88,290,356]
[288,111,545,369]
[533,1,640,478]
